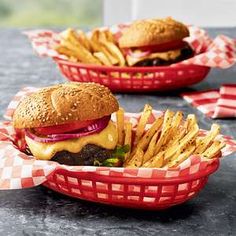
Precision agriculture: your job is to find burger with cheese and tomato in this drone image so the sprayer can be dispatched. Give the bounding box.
[13,82,126,166]
[118,17,194,66]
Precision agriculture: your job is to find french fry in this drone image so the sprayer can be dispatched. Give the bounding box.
[60,28,93,57]
[93,30,108,45]
[154,110,174,155]
[184,114,197,131]
[90,39,108,56]
[167,144,196,168]
[93,52,112,66]
[103,41,126,66]
[124,122,132,161]
[116,108,125,145]
[129,114,163,159]
[194,123,220,155]
[60,38,101,65]
[56,29,88,62]
[113,106,225,169]
[92,40,118,65]
[133,104,153,147]
[161,114,195,151]
[94,30,125,66]
[178,124,199,150]
[104,30,116,43]
[136,115,163,151]
[55,45,77,58]
[201,140,226,159]
[90,29,100,40]
[142,132,159,164]
[171,111,183,129]
[90,30,119,65]
[89,37,100,51]
[69,56,78,62]
[125,147,144,168]
[161,123,199,164]
[60,28,79,46]
[76,30,92,51]
[143,151,165,168]
[144,126,196,168]
[56,27,126,66]
[160,111,183,150]
[161,127,186,152]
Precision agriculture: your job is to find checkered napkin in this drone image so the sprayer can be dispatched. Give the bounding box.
[24,25,236,68]
[181,84,236,118]
[0,87,236,190]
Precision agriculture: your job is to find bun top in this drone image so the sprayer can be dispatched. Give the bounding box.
[13,82,119,129]
[119,17,189,48]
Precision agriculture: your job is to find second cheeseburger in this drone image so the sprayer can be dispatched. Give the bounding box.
[119,17,194,66]
[13,82,125,166]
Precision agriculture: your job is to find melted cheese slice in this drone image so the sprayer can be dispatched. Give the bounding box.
[26,121,118,160]
[126,49,181,66]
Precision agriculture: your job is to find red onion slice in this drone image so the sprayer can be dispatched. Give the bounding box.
[127,49,151,58]
[25,116,110,143]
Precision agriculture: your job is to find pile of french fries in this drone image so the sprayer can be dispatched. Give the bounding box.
[55,28,125,66]
[116,105,225,168]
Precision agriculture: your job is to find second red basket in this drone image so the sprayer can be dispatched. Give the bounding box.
[54,58,210,92]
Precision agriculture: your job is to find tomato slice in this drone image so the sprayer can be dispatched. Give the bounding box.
[132,40,187,53]
[34,120,96,135]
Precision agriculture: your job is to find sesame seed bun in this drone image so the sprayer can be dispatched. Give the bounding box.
[119,17,189,48]
[13,82,119,129]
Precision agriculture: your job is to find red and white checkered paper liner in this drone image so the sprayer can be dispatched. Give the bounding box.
[181,84,236,118]
[24,25,236,69]
[0,87,236,190]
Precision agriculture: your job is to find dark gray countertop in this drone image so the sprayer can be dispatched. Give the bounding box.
[0,28,235,236]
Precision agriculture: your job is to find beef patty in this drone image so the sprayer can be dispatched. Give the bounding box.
[51,144,113,166]
[135,45,194,67]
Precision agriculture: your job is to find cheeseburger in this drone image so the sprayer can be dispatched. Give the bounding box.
[119,17,194,66]
[13,82,125,166]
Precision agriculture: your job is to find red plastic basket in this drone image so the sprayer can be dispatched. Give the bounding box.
[43,159,219,210]
[54,58,210,92]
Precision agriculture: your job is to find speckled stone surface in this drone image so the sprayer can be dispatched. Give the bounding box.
[0,28,235,236]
